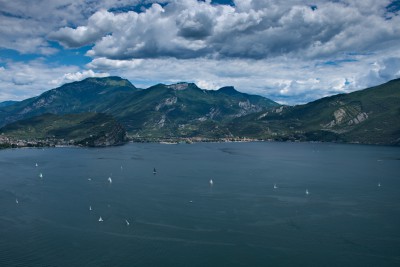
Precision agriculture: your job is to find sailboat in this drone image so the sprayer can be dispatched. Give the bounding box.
[35,163,38,167]
[378,183,381,187]
[125,219,130,226]
[39,173,43,179]
[273,183,278,189]
[89,206,92,211]
[98,216,103,222]
[108,177,112,184]
[305,189,309,195]
[15,198,19,204]
[153,168,157,174]
[209,179,214,186]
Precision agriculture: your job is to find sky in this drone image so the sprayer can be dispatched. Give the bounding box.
[0,0,399,104]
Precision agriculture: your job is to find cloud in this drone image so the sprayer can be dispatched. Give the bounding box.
[1,52,399,104]
[48,9,117,48]
[176,4,215,40]
[360,57,400,88]
[2,0,400,105]
[49,0,400,61]
[0,0,143,54]
[86,57,143,69]
[86,49,400,104]
[49,69,110,85]
[0,60,106,101]
[0,60,71,101]
[0,12,58,54]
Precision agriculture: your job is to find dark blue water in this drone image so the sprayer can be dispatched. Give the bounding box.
[0,142,399,266]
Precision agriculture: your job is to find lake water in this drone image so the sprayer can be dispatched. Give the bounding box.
[0,142,399,266]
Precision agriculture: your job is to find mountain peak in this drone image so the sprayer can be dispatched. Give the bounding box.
[80,76,135,88]
[166,82,197,91]
[0,100,18,108]
[387,77,400,84]
[218,86,239,95]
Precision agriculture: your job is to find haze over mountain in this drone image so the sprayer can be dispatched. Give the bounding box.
[0,76,399,146]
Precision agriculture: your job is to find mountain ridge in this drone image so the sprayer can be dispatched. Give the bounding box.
[230,78,400,145]
[0,76,279,142]
[0,76,399,146]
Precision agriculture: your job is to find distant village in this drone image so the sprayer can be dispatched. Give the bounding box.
[0,134,78,149]
[0,133,270,149]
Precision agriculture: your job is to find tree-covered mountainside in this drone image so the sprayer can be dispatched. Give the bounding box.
[0,76,399,146]
[0,101,18,108]
[112,83,279,138]
[0,112,126,147]
[0,77,279,139]
[230,78,400,145]
[0,76,136,127]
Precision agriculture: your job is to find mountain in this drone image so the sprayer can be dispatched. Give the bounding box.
[0,77,279,139]
[230,78,400,145]
[0,112,126,147]
[0,101,18,108]
[0,76,137,127]
[0,76,398,146]
[111,82,278,138]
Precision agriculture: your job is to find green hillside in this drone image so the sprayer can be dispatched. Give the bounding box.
[0,76,137,127]
[0,78,279,139]
[112,83,278,138]
[0,101,18,108]
[232,78,400,145]
[0,76,399,145]
[0,112,127,147]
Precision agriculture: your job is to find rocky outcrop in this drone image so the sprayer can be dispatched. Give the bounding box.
[323,107,368,129]
[155,97,178,111]
[156,115,167,128]
[347,112,368,125]
[166,83,190,90]
[197,107,221,121]
[235,100,262,117]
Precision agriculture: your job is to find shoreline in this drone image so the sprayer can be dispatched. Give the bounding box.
[1,136,398,150]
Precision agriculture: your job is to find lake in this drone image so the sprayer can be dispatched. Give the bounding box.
[0,142,399,266]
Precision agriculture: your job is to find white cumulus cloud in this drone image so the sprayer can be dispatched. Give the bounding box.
[1,0,400,104]
[49,0,400,61]
[50,69,110,86]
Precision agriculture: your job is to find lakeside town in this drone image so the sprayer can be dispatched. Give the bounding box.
[0,134,80,149]
[0,133,272,149]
